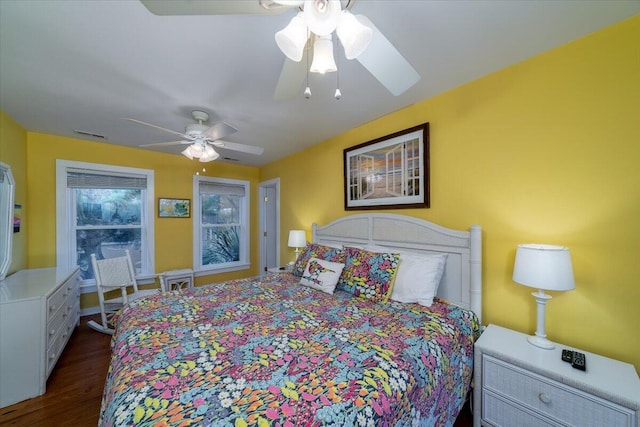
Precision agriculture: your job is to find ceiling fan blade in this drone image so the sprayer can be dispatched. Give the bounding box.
[139,0,295,16]
[354,15,420,96]
[212,140,264,156]
[274,54,307,100]
[139,140,191,147]
[201,121,238,140]
[123,118,192,139]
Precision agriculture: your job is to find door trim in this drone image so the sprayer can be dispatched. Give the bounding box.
[258,178,280,272]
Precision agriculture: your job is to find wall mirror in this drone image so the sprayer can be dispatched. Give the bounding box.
[0,161,15,280]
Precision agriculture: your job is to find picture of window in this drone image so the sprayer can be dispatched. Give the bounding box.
[344,123,429,210]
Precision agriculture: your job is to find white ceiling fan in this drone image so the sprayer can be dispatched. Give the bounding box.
[125,110,264,162]
[139,0,420,98]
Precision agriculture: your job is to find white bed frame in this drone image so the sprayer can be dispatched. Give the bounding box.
[312,213,482,323]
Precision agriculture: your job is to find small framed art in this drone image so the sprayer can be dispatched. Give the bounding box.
[344,123,429,210]
[158,198,191,218]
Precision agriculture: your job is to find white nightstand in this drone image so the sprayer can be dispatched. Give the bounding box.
[267,266,289,273]
[158,269,194,291]
[473,324,640,427]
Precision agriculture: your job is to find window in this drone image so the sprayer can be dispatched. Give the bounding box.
[56,160,154,289]
[193,176,249,273]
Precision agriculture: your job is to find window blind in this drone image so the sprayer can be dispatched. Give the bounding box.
[199,181,246,196]
[67,171,147,189]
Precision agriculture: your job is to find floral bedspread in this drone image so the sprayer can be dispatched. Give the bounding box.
[100,273,479,427]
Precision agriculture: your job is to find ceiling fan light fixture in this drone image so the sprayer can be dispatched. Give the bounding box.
[181,145,196,160]
[270,0,304,6]
[310,35,337,74]
[199,145,220,162]
[303,0,340,36]
[275,12,308,62]
[337,11,373,59]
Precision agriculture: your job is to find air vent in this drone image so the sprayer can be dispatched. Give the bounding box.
[73,130,106,139]
[223,157,239,162]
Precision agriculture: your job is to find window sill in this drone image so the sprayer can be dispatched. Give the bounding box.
[195,263,250,277]
[79,274,158,294]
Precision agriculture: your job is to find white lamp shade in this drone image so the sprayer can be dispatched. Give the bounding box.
[310,35,337,74]
[303,0,340,36]
[275,12,308,62]
[288,230,306,248]
[513,244,576,291]
[336,10,373,59]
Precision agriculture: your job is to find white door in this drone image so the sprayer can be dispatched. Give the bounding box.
[259,178,280,272]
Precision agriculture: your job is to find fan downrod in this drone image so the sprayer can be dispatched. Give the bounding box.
[191,110,209,124]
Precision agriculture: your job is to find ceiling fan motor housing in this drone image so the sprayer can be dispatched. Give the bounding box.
[185,123,208,136]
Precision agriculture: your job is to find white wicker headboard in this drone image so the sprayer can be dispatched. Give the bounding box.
[312,213,482,323]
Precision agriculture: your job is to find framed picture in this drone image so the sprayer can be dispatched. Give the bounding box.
[158,198,191,218]
[344,123,429,210]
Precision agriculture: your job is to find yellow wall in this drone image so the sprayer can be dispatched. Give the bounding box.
[0,110,27,274]
[2,15,638,371]
[261,16,640,369]
[25,133,261,307]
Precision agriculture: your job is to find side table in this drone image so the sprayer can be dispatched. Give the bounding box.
[158,269,194,291]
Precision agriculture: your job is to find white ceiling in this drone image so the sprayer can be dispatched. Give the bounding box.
[1,1,638,167]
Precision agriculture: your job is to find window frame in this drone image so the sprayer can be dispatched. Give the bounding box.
[55,160,155,293]
[193,175,250,275]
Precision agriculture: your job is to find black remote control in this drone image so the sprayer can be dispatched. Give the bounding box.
[561,349,573,363]
[571,351,586,371]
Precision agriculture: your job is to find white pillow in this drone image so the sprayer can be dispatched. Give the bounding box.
[363,245,448,307]
[299,257,345,294]
[390,252,448,306]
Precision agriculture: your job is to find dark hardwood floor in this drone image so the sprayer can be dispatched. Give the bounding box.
[0,315,473,426]
[0,315,111,426]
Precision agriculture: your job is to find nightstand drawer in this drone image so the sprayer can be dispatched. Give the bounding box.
[483,355,635,427]
[483,389,562,427]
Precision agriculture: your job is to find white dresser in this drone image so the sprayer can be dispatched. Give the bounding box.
[0,266,80,408]
[473,324,640,427]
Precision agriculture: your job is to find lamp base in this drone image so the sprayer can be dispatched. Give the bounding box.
[527,335,555,349]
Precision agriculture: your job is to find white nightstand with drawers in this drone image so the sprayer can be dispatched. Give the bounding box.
[473,324,640,427]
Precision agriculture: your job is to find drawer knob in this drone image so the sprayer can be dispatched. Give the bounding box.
[538,393,551,404]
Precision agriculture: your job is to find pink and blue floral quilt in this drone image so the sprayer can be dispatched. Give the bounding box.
[100,273,479,426]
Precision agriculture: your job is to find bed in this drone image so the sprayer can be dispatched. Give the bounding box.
[99,213,482,426]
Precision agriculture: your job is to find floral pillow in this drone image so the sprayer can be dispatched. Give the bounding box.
[299,257,345,294]
[337,246,400,303]
[292,243,346,277]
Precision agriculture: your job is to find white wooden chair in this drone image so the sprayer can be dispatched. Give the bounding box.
[87,249,159,335]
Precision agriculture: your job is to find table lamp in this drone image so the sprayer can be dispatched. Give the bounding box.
[512,243,576,349]
[288,230,306,260]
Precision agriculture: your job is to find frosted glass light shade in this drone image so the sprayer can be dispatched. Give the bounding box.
[288,230,306,248]
[275,12,308,62]
[310,35,336,74]
[303,0,340,36]
[181,145,195,160]
[199,145,219,162]
[336,10,372,59]
[513,244,575,291]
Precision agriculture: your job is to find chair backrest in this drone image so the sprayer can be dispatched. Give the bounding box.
[91,249,140,294]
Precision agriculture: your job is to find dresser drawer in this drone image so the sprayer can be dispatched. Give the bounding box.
[46,308,77,376]
[483,355,635,427]
[482,389,562,427]
[46,321,69,375]
[46,277,76,320]
[46,295,77,346]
